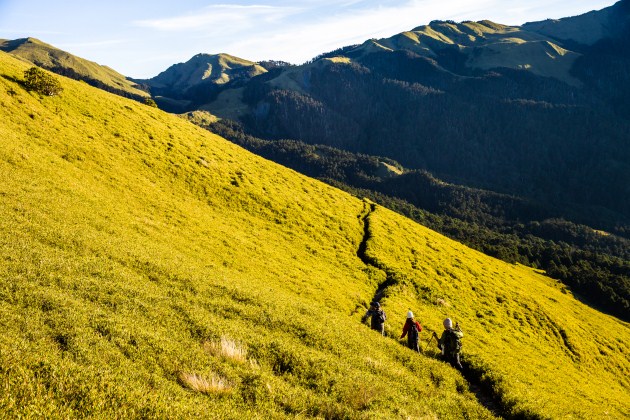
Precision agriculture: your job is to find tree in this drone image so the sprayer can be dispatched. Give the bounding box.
[23,67,63,96]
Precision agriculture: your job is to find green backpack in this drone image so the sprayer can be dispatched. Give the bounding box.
[444,330,462,354]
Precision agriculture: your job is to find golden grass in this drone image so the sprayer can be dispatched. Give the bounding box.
[364,205,630,418]
[0,50,627,419]
[0,51,493,418]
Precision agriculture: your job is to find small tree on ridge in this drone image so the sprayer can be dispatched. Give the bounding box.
[23,66,63,96]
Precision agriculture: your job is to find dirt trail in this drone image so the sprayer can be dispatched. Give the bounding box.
[357,201,397,305]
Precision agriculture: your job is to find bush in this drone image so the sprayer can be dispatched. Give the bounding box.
[23,67,63,96]
[143,98,158,108]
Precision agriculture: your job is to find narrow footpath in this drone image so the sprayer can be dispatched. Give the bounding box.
[356,200,510,419]
[357,201,397,305]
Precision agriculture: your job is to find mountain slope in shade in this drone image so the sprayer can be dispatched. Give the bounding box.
[0,37,149,100]
[523,0,630,45]
[199,0,630,232]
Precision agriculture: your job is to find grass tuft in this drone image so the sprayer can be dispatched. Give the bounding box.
[178,372,232,395]
[204,336,248,363]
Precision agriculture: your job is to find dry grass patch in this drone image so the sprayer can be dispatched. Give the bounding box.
[204,336,248,363]
[178,372,232,395]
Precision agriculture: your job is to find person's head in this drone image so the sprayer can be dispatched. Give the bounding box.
[407,310,414,319]
[374,302,381,309]
[443,318,453,329]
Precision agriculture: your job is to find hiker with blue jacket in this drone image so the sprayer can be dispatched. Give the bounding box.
[434,318,464,369]
[362,301,386,335]
[400,311,422,352]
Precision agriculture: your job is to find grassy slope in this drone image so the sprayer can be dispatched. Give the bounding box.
[366,206,630,418]
[0,50,628,418]
[0,38,149,99]
[0,52,490,418]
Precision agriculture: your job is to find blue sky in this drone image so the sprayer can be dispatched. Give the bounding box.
[0,0,617,78]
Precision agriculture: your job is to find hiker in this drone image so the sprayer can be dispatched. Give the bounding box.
[400,311,422,352]
[361,301,386,335]
[434,318,464,370]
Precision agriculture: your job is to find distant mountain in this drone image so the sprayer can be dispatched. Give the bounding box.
[351,19,582,85]
[523,0,630,45]
[0,37,150,100]
[135,53,267,112]
[181,0,630,231]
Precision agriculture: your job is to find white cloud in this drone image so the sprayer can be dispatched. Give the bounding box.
[215,0,500,63]
[195,0,614,64]
[133,4,300,32]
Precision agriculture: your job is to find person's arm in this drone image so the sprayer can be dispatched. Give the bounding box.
[437,331,445,349]
[361,310,370,323]
[400,322,409,339]
[416,322,422,332]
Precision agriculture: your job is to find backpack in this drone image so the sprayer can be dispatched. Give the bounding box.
[408,321,419,343]
[377,310,386,324]
[444,330,462,353]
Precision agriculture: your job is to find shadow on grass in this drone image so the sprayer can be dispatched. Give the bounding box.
[460,356,547,420]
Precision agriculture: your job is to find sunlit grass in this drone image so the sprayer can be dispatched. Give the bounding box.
[364,205,630,418]
[0,50,627,419]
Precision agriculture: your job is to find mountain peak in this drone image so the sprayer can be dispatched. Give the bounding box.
[0,37,52,51]
[143,52,267,92]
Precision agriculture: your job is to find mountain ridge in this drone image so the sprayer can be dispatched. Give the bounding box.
[0,37,150,100]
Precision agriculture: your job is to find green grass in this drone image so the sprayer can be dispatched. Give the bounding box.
[0,50,628,419]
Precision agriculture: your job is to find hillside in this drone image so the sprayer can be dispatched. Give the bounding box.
[204,118,630,320]
[136,53,267,112]
[227,1,630,235]
[1,52,629,418]
[0,37,150,101]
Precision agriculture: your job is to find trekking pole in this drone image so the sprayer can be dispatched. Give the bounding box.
[423,333,436,352]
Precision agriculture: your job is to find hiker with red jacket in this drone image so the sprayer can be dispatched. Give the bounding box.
[400,311,422,352]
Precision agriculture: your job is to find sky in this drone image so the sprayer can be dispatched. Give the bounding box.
[0,0,617,78]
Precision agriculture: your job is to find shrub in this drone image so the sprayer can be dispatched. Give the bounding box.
[23,67,63,96]
[143,98,158,108]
